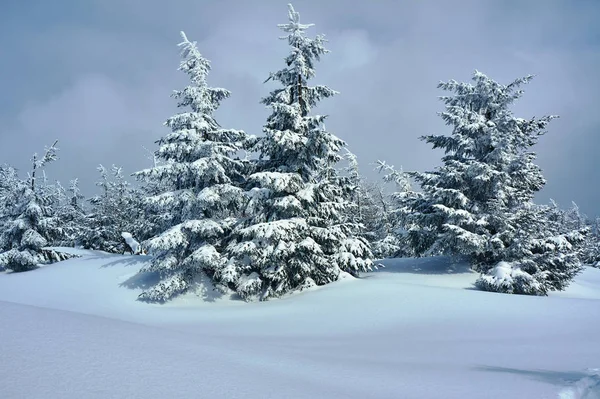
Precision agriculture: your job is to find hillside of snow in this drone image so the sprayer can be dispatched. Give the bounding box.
[1,250,599,399]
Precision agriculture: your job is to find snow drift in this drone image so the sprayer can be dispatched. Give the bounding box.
[0,251,599,398]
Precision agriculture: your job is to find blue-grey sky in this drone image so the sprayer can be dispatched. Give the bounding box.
[1,0,599,216]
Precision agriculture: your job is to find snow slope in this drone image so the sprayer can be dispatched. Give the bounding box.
[0,250,599,398]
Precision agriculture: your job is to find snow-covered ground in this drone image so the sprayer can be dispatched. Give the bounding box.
[1,250,599,399]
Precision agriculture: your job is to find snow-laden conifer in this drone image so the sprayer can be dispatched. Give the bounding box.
[81,165,145,253]
[133,32,254,302]
[583,217,600,267]
[50,178,88,247]
[535,200,599,267]
[0,165,26,271]
[401,71,581,294]
[0,142,71,271]
[476,203,584,295]
[223,4,372,301]
[373,160,415,258]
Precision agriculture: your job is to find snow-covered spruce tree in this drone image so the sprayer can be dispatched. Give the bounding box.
[223,4,373,301]
[342,149,364,226]
[0,165,26,271]
[81,165,145,253]
[540,200,599,267]
[476,202,584,295]
[583,217,600,267]
[48,178,88,247]
[0,165,24,228]
[563,202,600,266]
[133,32,254,302]
[401,71,582,294]
[373,160,416,258]
[341,150,387,252]
[0,141,72,272]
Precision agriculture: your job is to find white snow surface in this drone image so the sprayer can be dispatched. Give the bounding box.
[0,250,599,398]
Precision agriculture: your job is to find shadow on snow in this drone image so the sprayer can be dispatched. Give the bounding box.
[371,256,474,275]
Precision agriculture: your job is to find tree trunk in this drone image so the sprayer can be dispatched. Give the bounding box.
[31,155,37,192]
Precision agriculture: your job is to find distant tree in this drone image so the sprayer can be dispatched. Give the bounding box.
[0,141,74,272]
[223,4,373,301]
[400,71,582,295]
[372,161,417,258]
[0,165,26,271]
[546,201,600,267]
[133,32,254,302]
[583,216,600,267]
[47,178,88,248]
[0,165,24,228]
[81,165,145,253]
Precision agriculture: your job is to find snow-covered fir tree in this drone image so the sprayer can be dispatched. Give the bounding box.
[401,71,582,295]
[81,165,145,253]
[0,142,73,271]
[373,160,415,258]
[0,165,26,271]
[583,216,600,267]
[476,202,584,295]
[540,200,600,267]
[339,151,401,259]
[340,150,382,247]
[46,178,88,247]
[222,4,373,301]
[0,165,24,228]
[133,32,254,302]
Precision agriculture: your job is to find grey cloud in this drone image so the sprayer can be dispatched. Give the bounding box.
[0,0,598,215]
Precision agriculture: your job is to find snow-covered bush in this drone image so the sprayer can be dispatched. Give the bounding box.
[476,262,544,295]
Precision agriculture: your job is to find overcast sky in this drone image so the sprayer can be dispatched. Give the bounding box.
[1,0,599,216]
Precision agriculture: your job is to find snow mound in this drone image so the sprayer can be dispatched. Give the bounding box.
[559,369,600,399]
[121,232,141,254]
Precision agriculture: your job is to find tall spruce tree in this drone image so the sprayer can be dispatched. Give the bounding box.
[402,71,582,294]
[222,4,372,301]
[134,32,253,302]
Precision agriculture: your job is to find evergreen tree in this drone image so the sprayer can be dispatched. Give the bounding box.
[0,165,24,229]
[48,178,87,248]
[476,202,584,295]
[341,150,388,252]
[402,71,581,294]
[373,160,415,258]
[583,217,600,267]
[0,141,71,271]
[81,165,145,253]
[133,32,253,302]
[223,4,373,301]
[542,200,600,267]
[0,165,26,271]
